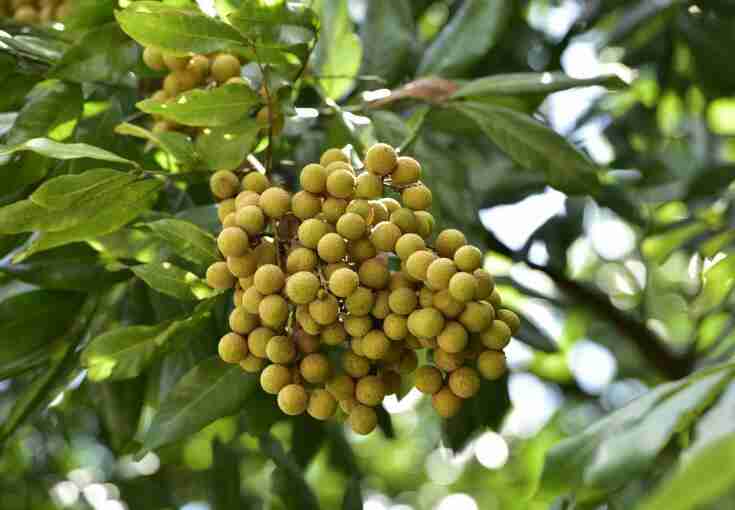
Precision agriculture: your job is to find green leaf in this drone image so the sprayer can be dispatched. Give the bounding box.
[0,138,138,167]
[452,72,627,99]
[313,0,363,99]
[341,476,363,510]
[685,383,735,461]
[137,83,259,127]
[90,380,145,453]
[692,255,735,316]
[642,221,709,264]
[142,219,220,270]
[228,0,318,55]
[454,102,600,194]
[142,356,257,451]
[50,23,139,86]
[115,1,248,56]
[417,0,511,78]
[31,168,135,211]
[260,434,321,510]
[115,122,198,169]
[132,261,215,301]
[360,0,415,85]
[195,119,260,171]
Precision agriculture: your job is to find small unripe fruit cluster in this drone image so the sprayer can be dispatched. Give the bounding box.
[2,0,70,23]
[207,143,515,435]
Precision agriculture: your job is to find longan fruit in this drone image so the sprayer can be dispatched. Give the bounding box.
[259,294,289,329]
[345,199,372,220]
[365,143,397,176]
[414,366,443,394]
[381,197,401,214]
[260,364,292,394]
[390,271,415,290]
[323,261,349,280]
[388,287,418,316]
[14,4,38,23]
[480,319,512,350]
[300,353,331,383]
[251,264,283,295]
[162,72,184,96]
[188,54,210,79]
[449,272,478,302]
[266,336,296,364]
[454,245,483,272]
[143,47,166,71]
[229,307,259,335]
[432,387,462,418]
[211,53,241,82]
[218,227,249,257]
[383,313,408,340]
[402,184,432,211]
[343,351,370,378]
[391,156,421,185]
[326,169,355,199]
[488,288,502,308]
[163,53,189,71]
[258,187,290,219]
[336,212,366,240]
[359,258,390,289]
[395,233,425,261]
[235,190,259,209]
[285,271,320,304]
[407,308,445,339]
[436,229,467,258]
[432,289,463,318]
[210,170,240,199]
[296,305,321,335]
[277,384,308,416]
[308,389,337,420]
[308,294,339,325]
[348,238,377,262]
[477,350,506,380]
[217,200,237,224]
[345,286,375,316]
[474,269,495,299]
[437,321,469,354]
[415,211,435,239]
[390,207,417,234]
[349,404,378,435]
[320,148,349,167]
[247,327,274,358]
[218,333,248,363]
[355,172,383,199]
[459,301,494,333]
[496,309,520,335]
[355,375,385,406]
[297,218,329,249]
[300,163,327,194]
[340,397,358,414]
[320,322,347,346]
[286,247,318,273]
[242,286,264,314]
[344,315,373,338]
[370,221,402,252]
[371,290,391,319]
[322,197,348,223]
[419,287,434,308]
[240,354,266,373]
[227,252,257,278]
[206,261,235,289]
[426,258,457,291]
[242,172,270,193]
[294,329,320,354]
[235,205,265,235]
[292,190,322,220]
[325,161,354,175]
[362,330,390,360]
[406,250,435,281]
[326,374,355,401]
[329,267,359,298]
[222,212,237,228]
[370,201,390,224]
[397,349,418,374]
[314,232,344,263]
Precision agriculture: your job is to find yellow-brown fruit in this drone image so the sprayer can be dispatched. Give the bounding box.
[188,54,210,79]
[488,288,502,308]
[235,190,260,209]
[326,169,355,199]
[347,238,377,263]
[14,4,38,23]
[317,232,347,263]
[437,321,469,353]
[326,374,355,401]
[206,261,235,289]
[247,327,275,358]
[406,250,435,281]
[355,375,385,406]
[349,405,378,435]
[449,272,478,303]
[161,53,188,71]
[383,313,408,340]
[256,106,284,136]
[340,397,358,414]
[436,229,467,258]
[419,287,434,308]
[258,187,290,219]
[343,351,371,378]
[218,227,249,257]
[210,170,240,199]
[474,268,495,299]
[320,148,349,167]
[324,261,349,280]
[391,156,421,185]
[162,72,184,96]
[300,163,327,194]
[251,264,283,295]
[294,329,320,354]
[459,301,494,333]
[434,347,463,372]
[389,271,415,290]
[359,258,390,289]
[320,322,347,346]
[388,287,418,315]
[407,307,445,339]
[234,287,244,307]
[143,47,166,71]
[402,184,432,211]
[371,290,391,319]
[415,366,443,394]
[390,207,417,234]
[454,245,483,272]
[477,350,507,380]
[370,201,390,224]
[308,294,339,325]
[382,370,402,395]
[496,308,520,335]
[229,307,259,335]
[365,143,397,176]
[235,205,265,235]
[239,275,255,289]
[308,389,337,420]
[432,387,463,418]
[222,213,237,228]
[286,247,318,273]
[345,286,375,316]
[242,286,263,314]
[336,212,366,240]
[242,172,270,193]
[370,221,402,252]
[227,252,258,278]
[292,190,322,220]
[480,319,512,350]
[362,330,390,360]
[346,199,372,220]
[260,364,292,394]
[355,172,383,199]
[259,294,289,329]
[344,315,373,338]
[297,218,329,249]
[322,197,348,223]
[277,384,308,416]
[296,305,321,335]
[266,336,296,364]
[300,353,331,383]
[211,53,241,82]
[381,197,401,214]
[395,233,425,261]
[426,258,457,291]
[218,333,248,363]
[329,267,359,298]
[351,336,365,356]
[285,271,320,304]
[151,90,170,103]
[326,160,354,175]
[240,354,266,373]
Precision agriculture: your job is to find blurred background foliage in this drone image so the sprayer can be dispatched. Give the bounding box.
[1,0,735,509]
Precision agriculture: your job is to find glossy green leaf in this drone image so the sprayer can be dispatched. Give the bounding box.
[142,219,220,269]
[90,380,145,453]
[417,0,511,78]
[0,138,137,166]
[260,434,320,510]
[313,0,362,99]
[452,72,627,99]
[642,221,709,264]
[360,0,415,85]
[195,120,260,171]
[228,1,318,53]
[32,168,136,211]
[132,261,215,301]
[692,255,735,315]
[115,122,198,169]
[142,356,258,451]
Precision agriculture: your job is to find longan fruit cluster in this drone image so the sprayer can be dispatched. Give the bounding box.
[1,0,70,23]
[206,143,516,435]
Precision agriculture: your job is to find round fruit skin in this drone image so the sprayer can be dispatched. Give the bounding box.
[432,387,462,418]
[355,375,385,407]
[278,384,308,416]
[481,319,512,350]
[497,308,521,334]
[448,367,481,399]
[206,261,235,289]
[415,366,443,394]
[286,271,320,304]
[365,143,398,176]
[349,404,378,435]
[260,364,291,394]
[477,350,507,380]
[300,353,331,383]
[218,333,248,363]
[308,389,337,420]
